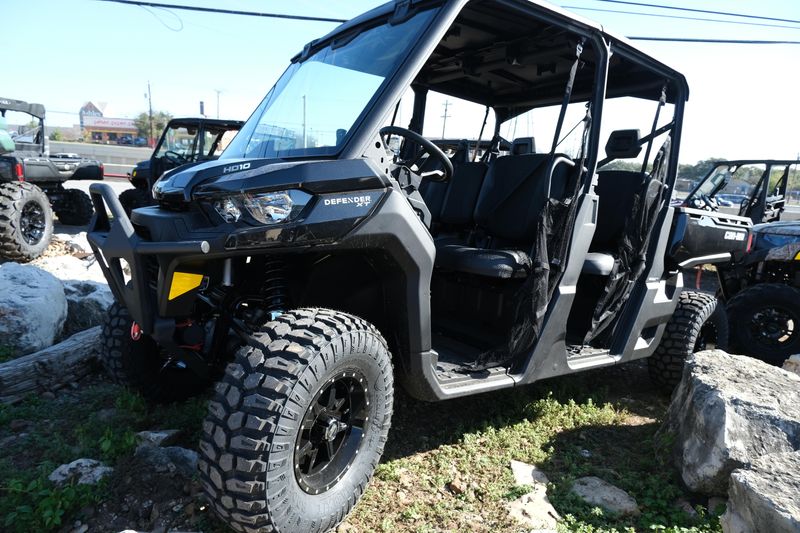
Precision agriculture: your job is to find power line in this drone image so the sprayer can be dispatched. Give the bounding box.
[594,0,800,25]
[563,5,800,31]
[96,0,800,46]
[95,0,347,23]
[628,37,800,44]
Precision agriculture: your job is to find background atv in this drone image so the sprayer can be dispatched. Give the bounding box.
[679,159,800,363]
[87,1,744,532]
[681,159,796,225]
[119,118,242,215]
[0,97,101,261]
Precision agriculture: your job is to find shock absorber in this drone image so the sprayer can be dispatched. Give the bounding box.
[262,257,288,318]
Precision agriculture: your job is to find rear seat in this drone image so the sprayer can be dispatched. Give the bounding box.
[582,170,645,276]
[435,141,573,279]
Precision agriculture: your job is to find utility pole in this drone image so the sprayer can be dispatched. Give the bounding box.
[441,100,451,139]
[215,89,222,119]
[146,81,154,147]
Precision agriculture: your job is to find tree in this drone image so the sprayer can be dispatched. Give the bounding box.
[134,110,173,139]
[49,130,63,141]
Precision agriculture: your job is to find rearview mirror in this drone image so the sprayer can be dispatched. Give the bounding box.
[605,129,642,159]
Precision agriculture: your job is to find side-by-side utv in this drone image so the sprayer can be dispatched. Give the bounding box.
[0,97,100,260]
[87,1,748,531]
[119,118,243,215]
[681,159,800,363]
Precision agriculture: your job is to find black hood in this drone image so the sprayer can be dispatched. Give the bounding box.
[152,157,390,205]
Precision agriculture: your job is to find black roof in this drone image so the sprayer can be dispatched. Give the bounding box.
[0,97,46,119]
[303,0,688,121]
[167,118,244,131]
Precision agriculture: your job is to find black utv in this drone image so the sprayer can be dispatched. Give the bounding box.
[0,97,100,260]
[680,159,800,363]
[119,117,243,215]
[87,1,747,531]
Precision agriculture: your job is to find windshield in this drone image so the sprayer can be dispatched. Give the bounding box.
[156,125,198,160]
[685,163,768,212]
[223,9,436,160]
[694,166,733,199]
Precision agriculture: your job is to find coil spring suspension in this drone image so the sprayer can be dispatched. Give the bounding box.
[262,258,288,315]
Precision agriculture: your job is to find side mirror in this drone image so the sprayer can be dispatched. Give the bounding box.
[605,129,642,159]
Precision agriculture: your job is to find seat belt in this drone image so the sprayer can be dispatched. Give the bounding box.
[641,84,667,175]
[550,39,585,156]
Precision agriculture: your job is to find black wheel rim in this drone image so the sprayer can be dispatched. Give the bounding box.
[294,370,369,495]
[20,200,46,245]
[749,306,797,347]
[695,320,718,351]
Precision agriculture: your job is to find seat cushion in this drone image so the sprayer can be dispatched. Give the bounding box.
[436,244,531,279]
[582,252,615,276]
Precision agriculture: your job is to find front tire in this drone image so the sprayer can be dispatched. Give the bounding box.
[649,291,728,391]
[53,188,94,226]
[199,308,393,533]
[0,182,53,262]
[726,283,800,365]
[100,302,209,403]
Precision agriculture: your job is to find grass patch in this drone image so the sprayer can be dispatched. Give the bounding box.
[0,362,721,532]
[0,382,209,533]
[0,345,16,363]
[346,367,722,532]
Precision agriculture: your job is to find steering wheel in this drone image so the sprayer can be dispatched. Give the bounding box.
[697,193,718,211]
[164,150,187,165]
[379,126,453,182]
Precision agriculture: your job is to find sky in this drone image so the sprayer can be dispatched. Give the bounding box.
[3,0,799,163]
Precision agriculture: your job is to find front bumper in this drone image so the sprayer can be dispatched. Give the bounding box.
[87,183,210,334]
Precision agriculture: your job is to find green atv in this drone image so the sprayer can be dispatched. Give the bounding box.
[0,97,101,261]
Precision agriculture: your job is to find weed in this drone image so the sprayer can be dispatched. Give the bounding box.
[0,345,14,363]
[1,476,97,532]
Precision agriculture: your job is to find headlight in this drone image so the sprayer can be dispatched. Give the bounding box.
[212,190,311,225]
[244,191,293,224]
[213,197,242,223]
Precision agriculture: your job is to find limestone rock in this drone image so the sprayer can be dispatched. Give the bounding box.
[721,451,800,533]
[135,430,181,449]
[570,476,640,516]
[135,445,198,478]
[507,489,560,531]
[48,458,113,486]
[61,279,113,336]
[510,459,550,486]
[31,254,108,284]
[783,354,800,377]
[506,460,559,530]
[0,263,67,354]
[663,350,800,495]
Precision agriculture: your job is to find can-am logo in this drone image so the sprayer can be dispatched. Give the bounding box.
[723,230,746,241]
[222,162,251,174]
[324,196,372,208]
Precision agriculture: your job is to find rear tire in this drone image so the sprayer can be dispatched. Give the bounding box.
[53,188,94,226]
[649,291,728,391]
[199,308,393,533]
[118,188,153,217]
[101,301,209,403]
[726,283,800,365]
[0,182,53,262]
